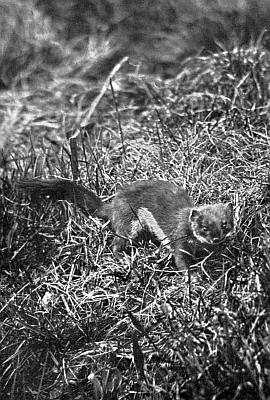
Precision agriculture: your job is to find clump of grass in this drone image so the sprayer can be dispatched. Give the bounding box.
[1,39,270,399]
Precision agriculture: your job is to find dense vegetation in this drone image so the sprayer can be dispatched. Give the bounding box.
[0,1,270,399]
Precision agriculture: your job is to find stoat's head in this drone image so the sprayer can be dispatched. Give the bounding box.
[189,203,234,245]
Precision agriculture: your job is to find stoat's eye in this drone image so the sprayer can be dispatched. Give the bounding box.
[221,221,227,229]
[202,226,208,232]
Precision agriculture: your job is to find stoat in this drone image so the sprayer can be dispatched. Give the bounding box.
[17,178,234,270]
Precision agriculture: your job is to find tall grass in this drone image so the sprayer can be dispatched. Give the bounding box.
[1,43,270,398]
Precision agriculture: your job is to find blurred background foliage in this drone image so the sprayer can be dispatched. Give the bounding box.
[1,0,270,90]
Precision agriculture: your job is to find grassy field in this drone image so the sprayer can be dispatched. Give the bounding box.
[1,1,270,399]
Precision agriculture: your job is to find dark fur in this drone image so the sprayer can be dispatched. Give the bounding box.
[17,178,234,270]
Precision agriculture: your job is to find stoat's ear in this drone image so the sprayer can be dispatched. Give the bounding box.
[189,208,201,222]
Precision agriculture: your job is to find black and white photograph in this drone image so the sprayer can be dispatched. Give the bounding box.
[0,1,269,398]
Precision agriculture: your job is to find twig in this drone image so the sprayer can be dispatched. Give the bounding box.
[66,128,79,181]
[81,56,129,128]
[110,78,125,156]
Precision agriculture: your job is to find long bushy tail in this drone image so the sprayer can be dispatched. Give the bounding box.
[16,178,106,218]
